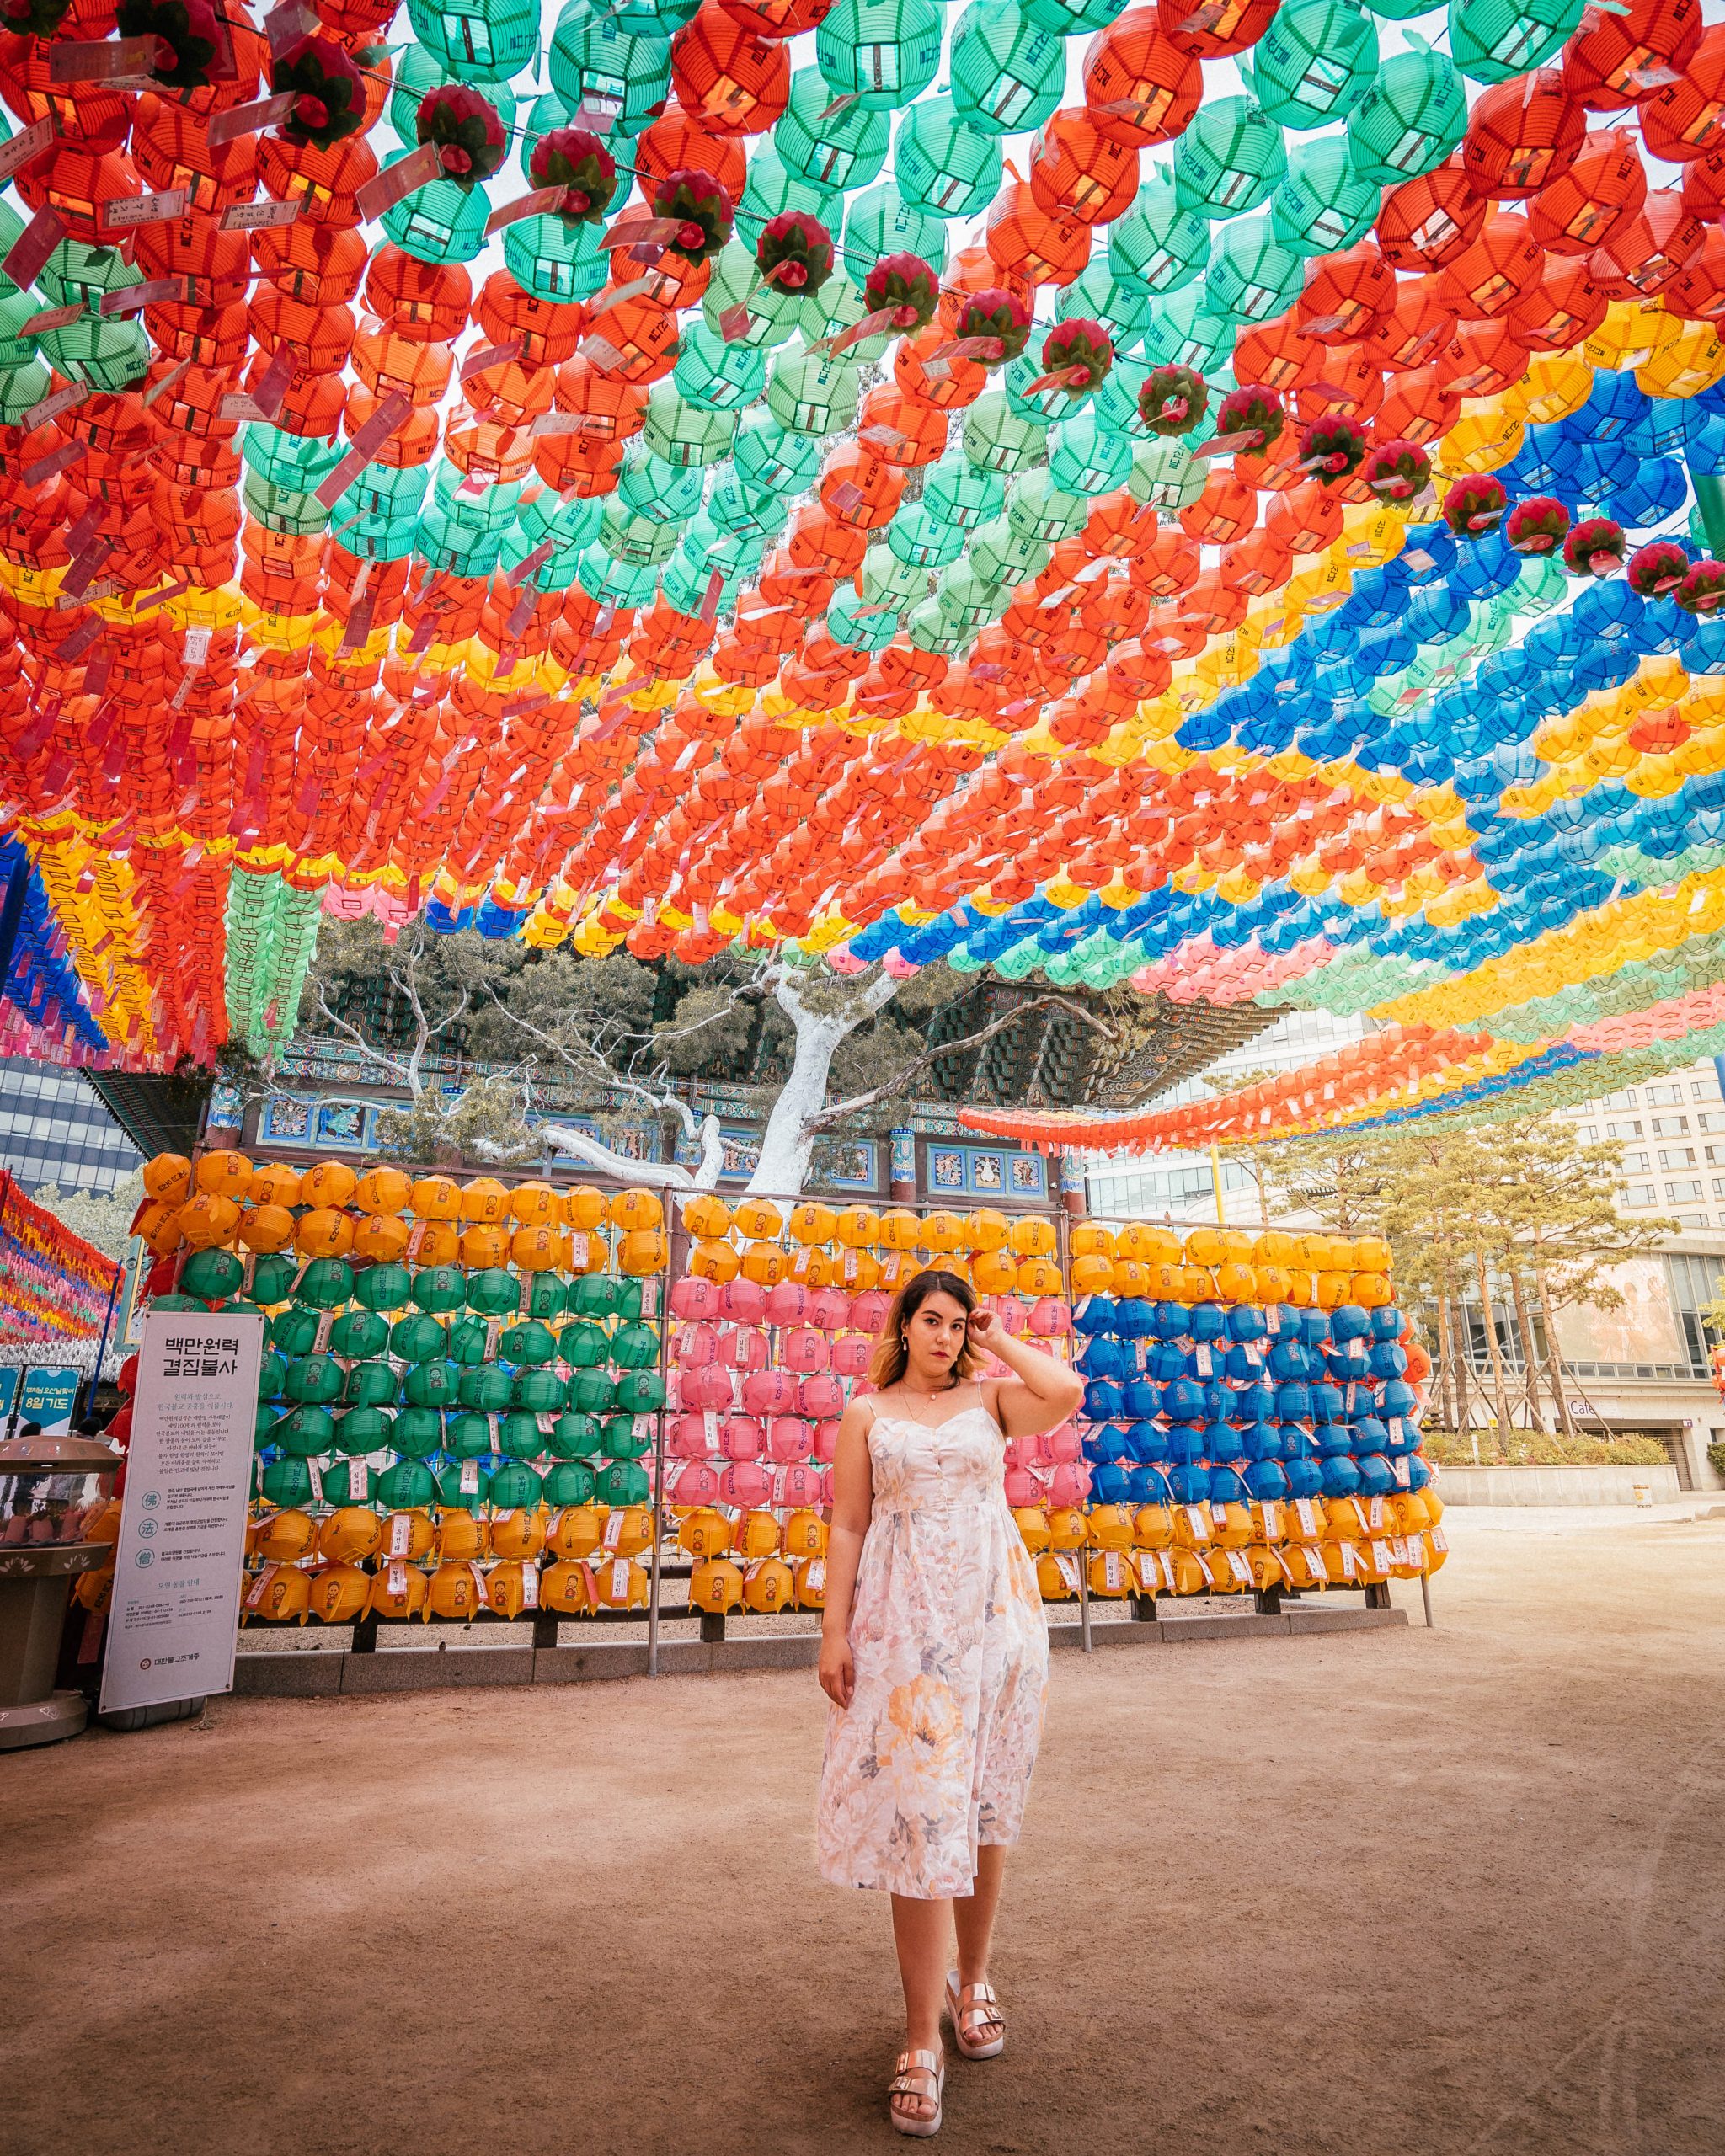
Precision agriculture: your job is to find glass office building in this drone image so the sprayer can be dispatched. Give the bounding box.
[0,1058,141,1194]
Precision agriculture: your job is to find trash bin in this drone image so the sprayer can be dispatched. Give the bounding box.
[0,1433,120,1750]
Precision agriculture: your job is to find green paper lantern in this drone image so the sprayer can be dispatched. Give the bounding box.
[894,96,1003,221]
[1204,212,1306,326]
[615,446,708,527]
[496,1412,547,1462]
[500,1317,558,1366]
[964,392,1048,476]
[37,316,149,395]
[269,1305,318,1356]
[435,1460,489,1511]
[513,1366,566,1412]
[294,1257,354,1311]
[766,344,863,436]
[1108,173,1211,296]
[1006,472,1089,542]
[490,1460,543,1511]
[616,1369,665,1412]
[736,141,831,233]
[378,1459,437,1509]
[908,598,969,656]
[816,0,943,113]
[1250,0,1378,131]
[971,516,1049,587]
[1056,261,1153,346]
[949,0,1065,137]
[443,1409,494,1460]
[610,1321,660,1370]
[260,1457,317,1508]
[407,0,538,83]
[392,40,521,133]
[354,1260,414,1314]
[576,547,660,609]
[181,1247,243,1301]
[270,1405,335,1460]
[465,1267,518,1316]
[706,470,790,544]
[458,1364,513,1412]
[334,1405,393,1454]
[379,152,492,265]
[596,1460,650,1507]
[546,1412,605,1460]
[1345,50,1467,184]
[548,0,671,131]
[503,212,608,302]
[344,1359,398,1409]
[858,544,921,608]
[702,243,805,350]
[569,1273,620,1318]
[1092,355,1154,438]
[670,327,766,414]
[1273,134,1381,255]
[599,499,682,566]
[598,1416,649,1461]
[330,1308,389,1359]
[258,1350,286,1403]
[242,476,328,538]
[543,1460,597,1507]
[412,1263,467,1315]
[1448,0,1583,83]
[798,273,895,363]
[775,67,892,196]
[644,386,742,466]
[390,1311,447,1363]
[1138,286,1231,375]
[38,237,138,310]
[285,1354,344,1406]
[826,584,904,648]
[246,1253,297,1309]
[393,1406,445,1460]
[1128,435,1207,513]
[1174,96,1287,220]
[569,1369,618,1414]
[934,563,1001,627]
[0,360,46,427]
[446,1315,492,1367]
[404,1358,461,1409]
[1023,0,1129,26]
[323,1460,377,1503]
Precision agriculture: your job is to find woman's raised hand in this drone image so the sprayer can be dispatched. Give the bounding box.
[965,1306,998,1349]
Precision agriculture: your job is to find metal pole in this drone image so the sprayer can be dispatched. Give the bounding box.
[80,1256,125,1422]
[1419,1569,1434,1630]
[646,1208,677,1678]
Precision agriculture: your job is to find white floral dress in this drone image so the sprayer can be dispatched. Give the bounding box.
[816,1396,1049,1900]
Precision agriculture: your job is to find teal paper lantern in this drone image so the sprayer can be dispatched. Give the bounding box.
[670,323,768,413]
[887,501,966,568]
[1108,172,1212,294]
[576,545,660,608]
[706,469,789,542]
[841,184,948,288]
[816,0,943,114]
[1204,212,1306,325]
[736,142,832,234]
[392,44,520,138]
[1021,0,1130,29]
[1250,0,1378,131]
[702,243,804,348]
[775,67,892,195]
[894,96,1003,220]
[970,518,1049,587]
[379,151,492,264]
[1128,435,1206,513]
[615,445,707,525]
[1091,354,1154,437]
[1272,134,1381,255]
[1448,0,1583,83]
[734,408,825,494]
[1173,96,1287,219]
[1006,470,1089,540]
[1004,352,1083,425]
[1056,260,1152,345]
[825,584,902,648]
[503,213,607,302]
[1345,50,1467,184]
[859,543,923,608]
[643,385,741,465]
[1137,285,1231,374]
[1049,414,1134,496]
[407,0,538,82]
[39,315,147,392]
[548,0,671,131]
[922,451,1004,528]
[949,0,1065,138]
[519,486,604,552]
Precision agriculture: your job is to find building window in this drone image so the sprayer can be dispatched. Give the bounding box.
[1674,1214,1711,1230]
[1620,1183,1657,1207]
[1644,1084,1683,1105]
[1574,1125,1597,1143]
[1701,1113,1725,1134]
[1608,1120,1643,1139]
[1666,1179,1704,1202]
[1659,1147,1698,1170]
[1622,1151,1649,1172]
[1693,1080,1719,1101]
[1650,1115,1690,1137]
[1667,1253,1725,1374]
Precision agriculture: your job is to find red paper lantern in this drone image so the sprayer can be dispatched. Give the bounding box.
[1439,211,1546,318]
[1664,223,1725,318]
[1528,126,1647,253]
[1029,106,1139,226]
[1361,272,1455,371]
[1507,254,1609,348]
[1561,0,1702,109]
[671,2,790,136]
[1296,241,1396,344]
[1376,162,1487,271]
[1462,69,1586,200]
[1440,317,1533,397]
[1155,0,1278,61]
[1082,5,1202,148]
[986,181,1092,286]
[1589,189,1705,296]
[1639,24,1725,164]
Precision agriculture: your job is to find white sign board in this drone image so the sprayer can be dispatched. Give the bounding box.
[100,1310,264,1716]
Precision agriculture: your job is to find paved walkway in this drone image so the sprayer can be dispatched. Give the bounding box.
[8,1506,1723,2155]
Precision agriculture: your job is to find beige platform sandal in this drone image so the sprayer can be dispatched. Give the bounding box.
[944,1972,1006,2059]
[888,2047,944,2137]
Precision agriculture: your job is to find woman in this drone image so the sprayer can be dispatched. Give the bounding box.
[815,1268,1085,2137]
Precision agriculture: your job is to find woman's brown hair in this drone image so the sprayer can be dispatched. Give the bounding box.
[868,1269,980,1390]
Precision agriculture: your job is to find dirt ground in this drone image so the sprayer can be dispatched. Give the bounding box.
[8,1504,1723,2156]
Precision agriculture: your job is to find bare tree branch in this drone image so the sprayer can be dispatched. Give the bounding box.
[805,993,1117,1134]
